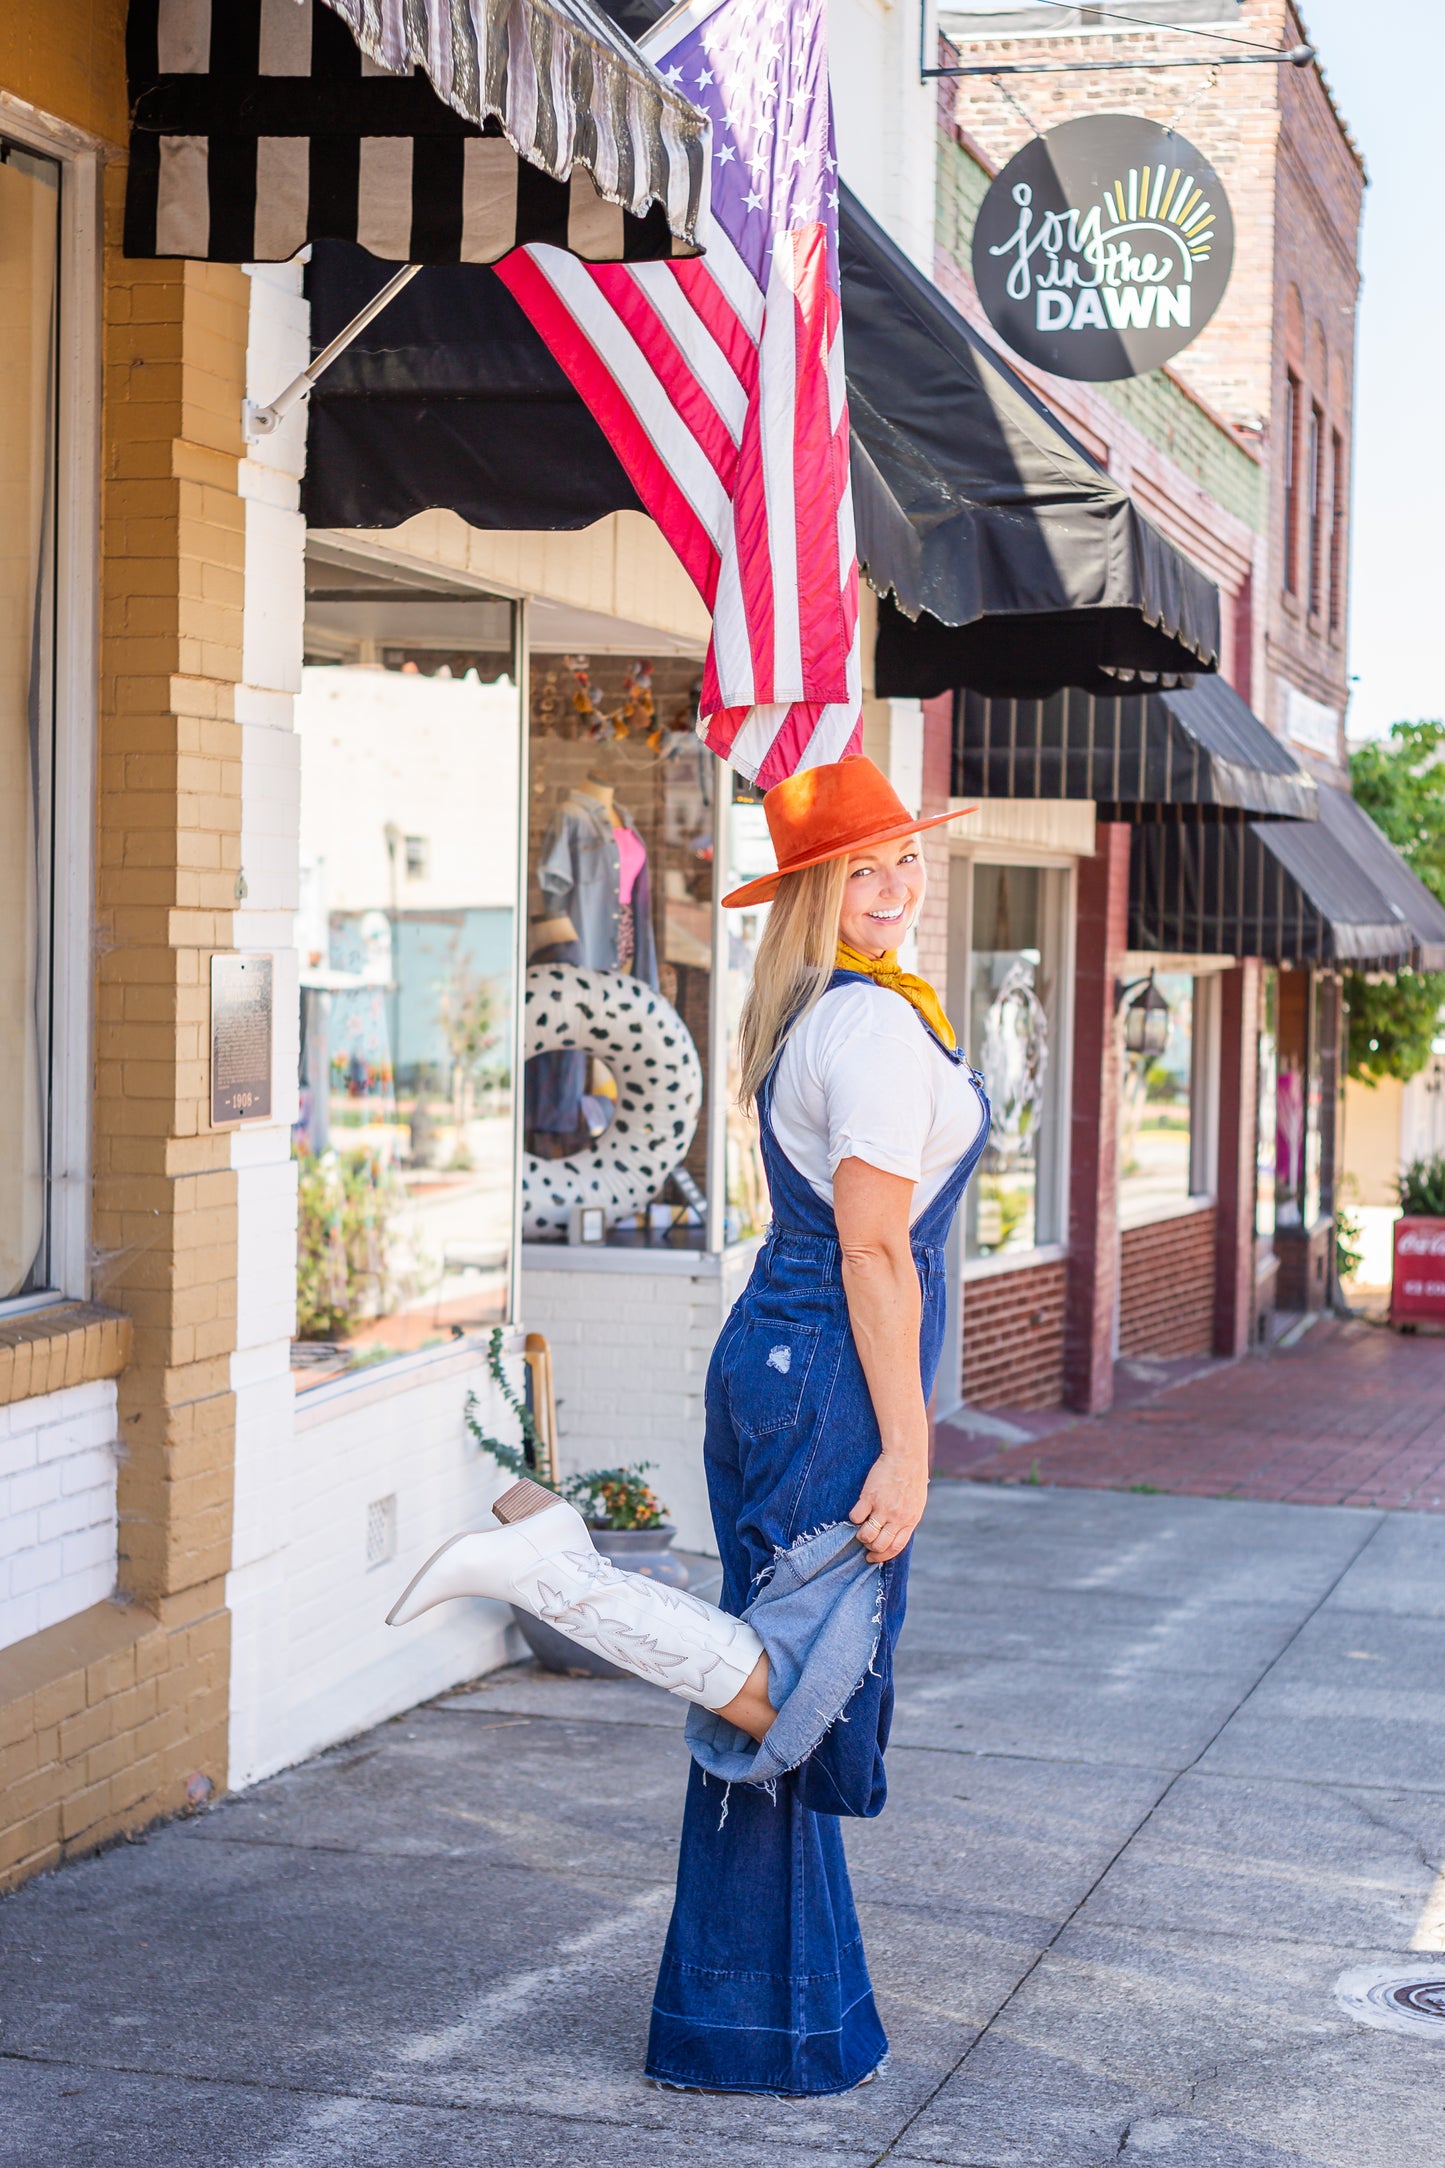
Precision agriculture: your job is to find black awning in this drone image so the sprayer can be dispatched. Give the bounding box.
[954,677,1317,822]
[838,188,1220,700]
[303,249,644,531]
[1128,784,1429,969]
[300,201,1218,704]
[1312,787,1445,970]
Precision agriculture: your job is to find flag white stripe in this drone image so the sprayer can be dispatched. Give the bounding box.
[529,251,734,554]
[689,217,767,337]
[629,263,750,446]
[710,530,758,708]
[757,243,802,699]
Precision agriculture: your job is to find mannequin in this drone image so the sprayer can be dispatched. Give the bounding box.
[527,774,659,1151]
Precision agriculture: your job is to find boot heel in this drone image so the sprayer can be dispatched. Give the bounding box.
[492,1477,561,1526]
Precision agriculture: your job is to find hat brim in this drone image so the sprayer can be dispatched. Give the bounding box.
[721,805,976,909]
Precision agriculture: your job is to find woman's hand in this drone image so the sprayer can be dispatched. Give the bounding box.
[833,1155,931,1566]
[850,1448,929,1563]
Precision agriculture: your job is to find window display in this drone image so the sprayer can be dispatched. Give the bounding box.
[292,556,521,1388]
[723,782,776,1244]
[523,655,713,1248]
[1256,969,1278,1247]
[0,142,58,1300]
[1275,966,1321,1230]
[963,864,1064,1259]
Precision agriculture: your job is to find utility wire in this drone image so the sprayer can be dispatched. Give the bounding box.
[981,0,1292,58]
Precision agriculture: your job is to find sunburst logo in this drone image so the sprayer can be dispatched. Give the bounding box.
[1100,163,1216,264]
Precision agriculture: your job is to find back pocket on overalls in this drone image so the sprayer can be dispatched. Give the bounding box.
[720,1319,823,1439]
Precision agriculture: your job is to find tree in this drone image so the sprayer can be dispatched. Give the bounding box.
[1344,720,1445,1085]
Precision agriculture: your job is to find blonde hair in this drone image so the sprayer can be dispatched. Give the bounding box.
[737,855,850,1111]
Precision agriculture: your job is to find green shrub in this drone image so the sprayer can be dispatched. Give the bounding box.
[295,1146,399,1340]
[1398,1154,1445,1218]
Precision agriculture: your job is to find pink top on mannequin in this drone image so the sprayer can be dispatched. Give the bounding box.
[614,826,647,906]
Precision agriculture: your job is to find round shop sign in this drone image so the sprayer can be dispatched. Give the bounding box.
[972,114,1234,382]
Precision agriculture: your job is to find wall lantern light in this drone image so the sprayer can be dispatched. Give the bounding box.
[1117,971,1171,1060]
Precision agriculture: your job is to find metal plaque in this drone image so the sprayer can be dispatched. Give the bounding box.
[210,953,273,1126]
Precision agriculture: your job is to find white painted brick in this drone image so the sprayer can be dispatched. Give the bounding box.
[7,1542,64,1598]
[0,1510,40,1562]
[61,1522,116,1579]
[0,1378,120,1653]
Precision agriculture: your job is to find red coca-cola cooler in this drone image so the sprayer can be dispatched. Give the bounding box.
[1390,1218,1445,1327]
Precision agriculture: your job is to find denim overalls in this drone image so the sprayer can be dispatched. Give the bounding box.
[646,973,989,2097]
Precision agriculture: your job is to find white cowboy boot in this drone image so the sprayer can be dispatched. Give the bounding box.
[387,1478,764,1714]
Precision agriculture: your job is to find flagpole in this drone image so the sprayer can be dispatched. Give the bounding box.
[242,262,422,443]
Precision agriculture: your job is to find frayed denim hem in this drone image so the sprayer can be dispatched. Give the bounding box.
[685,1519,882,1789]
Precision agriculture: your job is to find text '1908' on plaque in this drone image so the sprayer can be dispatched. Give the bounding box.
[211,954,273,1126]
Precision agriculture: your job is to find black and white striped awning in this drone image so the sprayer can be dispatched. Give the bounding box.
[124,0,707,264]
[1128,784,1445,971]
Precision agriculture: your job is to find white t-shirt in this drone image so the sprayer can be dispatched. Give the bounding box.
[769,981,986,1222]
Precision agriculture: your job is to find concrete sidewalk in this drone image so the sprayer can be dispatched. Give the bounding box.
[3,1483,1444,2166]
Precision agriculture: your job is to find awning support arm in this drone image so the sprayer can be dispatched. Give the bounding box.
[242,262,422,442]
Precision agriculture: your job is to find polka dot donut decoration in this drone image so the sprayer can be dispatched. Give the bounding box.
[522,964,704,1241]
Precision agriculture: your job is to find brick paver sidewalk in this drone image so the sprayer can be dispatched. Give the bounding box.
[935,1316,1445,1510]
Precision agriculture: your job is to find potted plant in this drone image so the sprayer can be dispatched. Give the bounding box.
[464,1336,688,1678]
[1390,1154,1445,1330]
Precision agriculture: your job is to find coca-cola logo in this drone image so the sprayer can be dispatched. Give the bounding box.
[1397,1223,1445,1258]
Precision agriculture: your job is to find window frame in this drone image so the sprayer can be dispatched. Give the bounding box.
[1115,956,1224,1232]
[1306,401,1324,618]
[947,843,1078,1272]
[0,111,101,1315]
[1282,370,1300,596]
[1328,426,1347,638]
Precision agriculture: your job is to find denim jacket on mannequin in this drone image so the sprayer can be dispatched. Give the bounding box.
[536,790,659,988]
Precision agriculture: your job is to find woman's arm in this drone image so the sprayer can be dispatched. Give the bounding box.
[833,1156,929,1563]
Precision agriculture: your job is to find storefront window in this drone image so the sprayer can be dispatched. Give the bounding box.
[963,864,1064,1259]
[723,782,776,1244]
[1119,971,1196,1224]
[522,654,713,1249]
[1275,966,1321,1229]
[292,556,521,1388]
[0,141,59,1302]
[1256,968,1278,1246]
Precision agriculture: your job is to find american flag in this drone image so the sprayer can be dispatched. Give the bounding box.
[497,0,861,785]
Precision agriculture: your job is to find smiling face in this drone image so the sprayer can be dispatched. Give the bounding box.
[836,835,927,960]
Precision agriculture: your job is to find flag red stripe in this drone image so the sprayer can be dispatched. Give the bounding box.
[587,267,742,494]
[496,252,722,610]
[788,231,849,702]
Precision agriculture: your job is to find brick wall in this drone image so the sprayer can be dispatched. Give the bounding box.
[960,1257,1068,1411]
[0,1382,120,1655]
[1119,1208,1218,1359]
[0,128,250,1886]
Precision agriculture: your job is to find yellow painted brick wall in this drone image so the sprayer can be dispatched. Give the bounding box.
[0,41,250,1880]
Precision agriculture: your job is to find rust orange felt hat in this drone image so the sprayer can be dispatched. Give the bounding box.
[721,755,974,908]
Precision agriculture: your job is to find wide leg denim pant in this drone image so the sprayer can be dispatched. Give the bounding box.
[645,977,987,2096]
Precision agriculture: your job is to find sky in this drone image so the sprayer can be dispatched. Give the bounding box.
[1301,0,1445,741]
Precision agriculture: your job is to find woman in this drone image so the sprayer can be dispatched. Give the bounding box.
[387,754,986,2096]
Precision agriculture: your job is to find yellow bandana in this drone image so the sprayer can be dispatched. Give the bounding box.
[835,941,957,1050]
